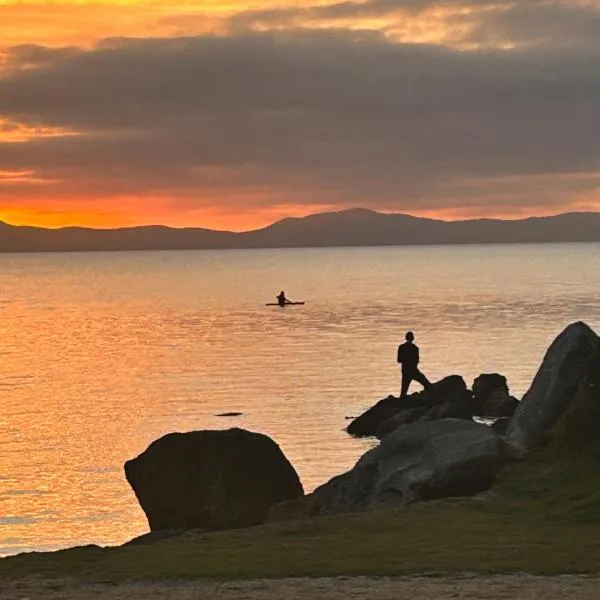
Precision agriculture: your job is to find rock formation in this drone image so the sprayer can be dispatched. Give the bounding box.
[271,419,507,520]
[122,321,600,536]
[472,373,519,418]
[507,321,599,454]
[375,406,429,439]
[124,428,303,532]
[347,375,471,438]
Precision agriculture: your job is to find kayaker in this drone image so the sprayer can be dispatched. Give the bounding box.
[277,291,289,307]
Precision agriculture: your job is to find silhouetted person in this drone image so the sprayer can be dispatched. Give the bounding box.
[277,291,289,307]
[397,331,432,399]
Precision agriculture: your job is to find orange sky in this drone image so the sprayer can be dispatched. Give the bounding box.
[1,0,599,230]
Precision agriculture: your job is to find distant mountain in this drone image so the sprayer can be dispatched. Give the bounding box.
[1,208,600,252]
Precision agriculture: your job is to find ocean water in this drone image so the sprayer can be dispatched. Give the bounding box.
[1,243,600,555]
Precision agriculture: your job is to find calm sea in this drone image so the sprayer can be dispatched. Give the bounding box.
[1,244,600,555]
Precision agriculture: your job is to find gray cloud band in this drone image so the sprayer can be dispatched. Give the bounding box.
[0,11,599,213]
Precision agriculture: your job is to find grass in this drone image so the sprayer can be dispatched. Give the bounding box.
[3,379,600,581]
[2,453,600,581]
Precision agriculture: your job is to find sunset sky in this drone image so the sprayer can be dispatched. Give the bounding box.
[1,0,599,230]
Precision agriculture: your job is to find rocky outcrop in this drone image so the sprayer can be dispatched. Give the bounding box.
[272,419,507,520]
[507,322,599,454]
[491,417,512,436]
[482,391,519,418]
[425,399,473,421]
[373,376,473,439]
[347,375,470,438]
[375,406,429,439]
[124,428,303,532]
[473,373,519,417]
[346,395,409,438]
[375,399,473,440]
[473,374,507,404]
[544,342,600,455]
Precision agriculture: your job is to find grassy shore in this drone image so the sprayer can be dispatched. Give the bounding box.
[2,384,600,582]
[2,448,600,581]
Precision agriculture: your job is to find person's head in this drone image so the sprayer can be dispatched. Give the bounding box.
[405,331,414,342]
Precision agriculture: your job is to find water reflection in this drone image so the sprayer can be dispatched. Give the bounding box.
[1,243,600,554]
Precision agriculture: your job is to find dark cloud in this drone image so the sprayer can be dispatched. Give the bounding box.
[224,1,600,53]
[3,44,81,69]
[459,2,600,48]
[224,0,553,34]
[227,0,505,28]
[0,23,599,215]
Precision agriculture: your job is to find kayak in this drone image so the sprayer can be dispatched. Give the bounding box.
[265,302,306,306]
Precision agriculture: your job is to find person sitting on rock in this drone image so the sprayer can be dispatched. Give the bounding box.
[397,331,432,399]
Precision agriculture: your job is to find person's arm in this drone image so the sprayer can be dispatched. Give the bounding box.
[415,346,420,365]
[397,345,403,364]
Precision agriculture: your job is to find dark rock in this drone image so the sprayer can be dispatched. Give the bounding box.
[424,375,470,404]
[507,321,599,454]
[346,395,419,438]
[473,373,518,418]
[274,419,507,520]
[545,344,600,455]
[473,373,508,402]
[375,406,429,439]
[374,377,473,439]
[424,400,473,421]
[347,375,469,438]
[481,392,519,418]
[216,412,243,417]
[124,428,303,532]
[491,417,512,436]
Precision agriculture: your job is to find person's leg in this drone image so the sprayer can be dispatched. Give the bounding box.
[413,369,432,390]
[400,370,412,398]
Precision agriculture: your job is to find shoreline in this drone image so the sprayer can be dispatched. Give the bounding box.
[5,575,600,599]
[2,322,600,583]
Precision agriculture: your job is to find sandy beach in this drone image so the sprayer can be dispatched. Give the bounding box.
[4,575,600,600]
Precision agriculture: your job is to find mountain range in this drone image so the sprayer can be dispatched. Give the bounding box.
[1,208,599,253]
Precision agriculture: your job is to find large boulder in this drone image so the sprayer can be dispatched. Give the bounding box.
[347,375,469,437]
[124,428,303,532]
[273,419,507,519]
[544,344,600,456]
[473,373,519,417]
[507,322,599,454]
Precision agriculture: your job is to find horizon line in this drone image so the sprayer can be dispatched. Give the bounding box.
[2,207,600,234]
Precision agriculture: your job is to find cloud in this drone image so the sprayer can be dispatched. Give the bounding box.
[458,2,600,48]
[0,19,600,224]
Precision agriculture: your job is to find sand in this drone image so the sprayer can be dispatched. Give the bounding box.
[3,575,600,600]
